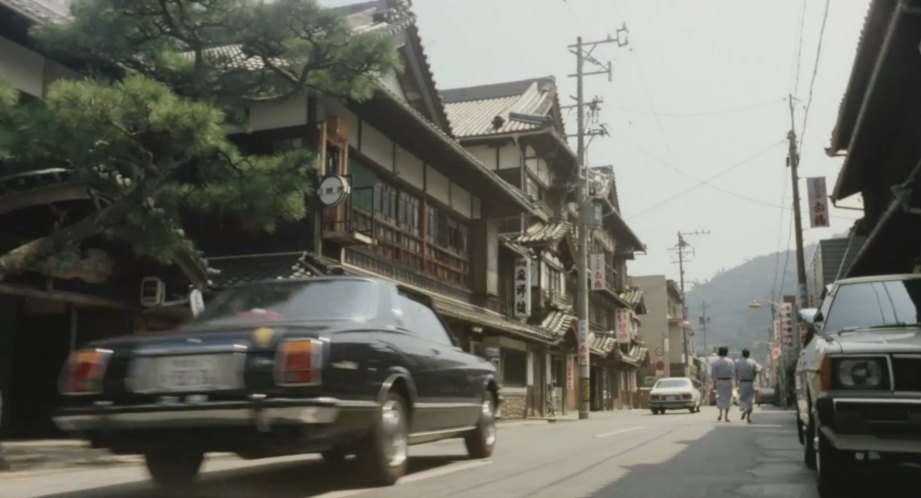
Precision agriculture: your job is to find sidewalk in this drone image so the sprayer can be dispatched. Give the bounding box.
[1,439,143,474]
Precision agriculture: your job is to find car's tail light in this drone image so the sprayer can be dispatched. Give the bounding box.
[60,349,113,395]
[820,356,832,391]
[275,339,323,386]
[681,393,692,400]
[650,394,659,401]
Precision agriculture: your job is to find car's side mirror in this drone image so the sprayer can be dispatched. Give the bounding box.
[799,308,819,324]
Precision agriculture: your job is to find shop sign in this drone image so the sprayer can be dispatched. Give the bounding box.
[566,354,575,390]
[616,309,631,343]
[317,175,350,207]
[514,258,531,319]
[578,320,590,363]
[590,253,605,290]
[39,248,113,284]
[807,177,829,228]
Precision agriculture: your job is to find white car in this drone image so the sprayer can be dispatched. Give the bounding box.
[649,377,701,414]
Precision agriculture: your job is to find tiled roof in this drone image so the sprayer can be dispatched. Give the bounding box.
[441,77,562,138]
[620,287,646,314]
[433,298,556,343]
[0,0,69,22]
[517,221,572,246]
[205,252,315,289]
[541,309,576,337]
[590,333,618,356]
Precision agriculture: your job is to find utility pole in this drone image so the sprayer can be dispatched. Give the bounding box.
[700,301,710,355]
[673,230,709,377]
[787,95,808,310]
[569,27,628,420]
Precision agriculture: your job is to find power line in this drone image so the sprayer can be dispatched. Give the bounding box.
[611,97,785,118]
[771,165,790,305]
[792,0,809,97]
[799,0,831,148]
[626,140,786,219]
[628,44,673,158]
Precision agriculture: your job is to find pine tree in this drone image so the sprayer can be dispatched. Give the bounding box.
[0,0,400,279]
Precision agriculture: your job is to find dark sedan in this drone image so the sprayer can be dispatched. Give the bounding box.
[54,277,500,490]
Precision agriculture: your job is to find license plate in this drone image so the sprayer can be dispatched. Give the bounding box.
[668,395,677,401]
[155,355,222,392]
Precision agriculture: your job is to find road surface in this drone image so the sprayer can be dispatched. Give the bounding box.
[3,406,918,498]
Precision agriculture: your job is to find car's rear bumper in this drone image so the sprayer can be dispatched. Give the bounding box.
[820,427,921,454]
[54,397,377,432]
[649,400,696,409]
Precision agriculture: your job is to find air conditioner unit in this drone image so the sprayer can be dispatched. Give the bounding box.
[140,277,165,307]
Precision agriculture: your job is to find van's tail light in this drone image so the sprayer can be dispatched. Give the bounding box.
[820,356,832,391]
[275,339,323,386]
[60,349,113,395]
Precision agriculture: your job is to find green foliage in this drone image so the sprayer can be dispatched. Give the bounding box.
[0,0,400,270]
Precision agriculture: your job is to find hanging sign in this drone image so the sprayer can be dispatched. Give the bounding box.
[317,175,350,207]
[514,258,532,319]
[590,253,605,290]
[807,177,829,228]
[616,309,631,343]
[578,320,590,363]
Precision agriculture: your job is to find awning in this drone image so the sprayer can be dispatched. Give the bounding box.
[432,296,557,344]
[517,221,572,246]
[541,309,576,337]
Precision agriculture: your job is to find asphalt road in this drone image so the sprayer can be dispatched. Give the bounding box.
[3,406,919,498]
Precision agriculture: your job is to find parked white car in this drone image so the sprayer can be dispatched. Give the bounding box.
[649,377,701,414]
[795,274,921,497]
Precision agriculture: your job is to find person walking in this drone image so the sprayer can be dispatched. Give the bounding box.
[711,346,735,422]
[735,348,761,423]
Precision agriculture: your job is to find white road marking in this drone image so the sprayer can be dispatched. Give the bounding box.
[310,459,492,498]
[595,426,645,438]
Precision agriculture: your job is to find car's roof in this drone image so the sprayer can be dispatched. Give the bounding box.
[656,377,691,381]
[834,273,921,285]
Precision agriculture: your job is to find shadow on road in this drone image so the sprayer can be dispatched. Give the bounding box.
[589,408,920,498]
[33,455,467,498]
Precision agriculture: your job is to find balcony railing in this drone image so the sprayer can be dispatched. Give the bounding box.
[344,248,472,303]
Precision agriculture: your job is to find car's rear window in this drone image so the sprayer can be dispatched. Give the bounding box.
[191,280,378,327]
[654,379,690,389]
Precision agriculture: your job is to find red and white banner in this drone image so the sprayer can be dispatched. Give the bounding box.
[807,177,829,228]
[616,309,631,344]
[590,254,605,290]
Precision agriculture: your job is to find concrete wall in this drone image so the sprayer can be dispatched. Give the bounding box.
[633,275,669,376]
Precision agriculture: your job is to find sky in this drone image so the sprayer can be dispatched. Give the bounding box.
[323,0,871,287]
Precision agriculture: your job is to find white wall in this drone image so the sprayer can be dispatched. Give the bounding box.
[450,183,472,218]
[426,165,450,205]
[497,144,520,170]
[395,146,424,190]
[466,145,496,170]
[361,124,394,172]
[248,94,308,132]
[0,37,46,97]
[379,70,406,102]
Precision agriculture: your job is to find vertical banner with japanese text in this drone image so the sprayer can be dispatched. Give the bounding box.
[616,309,631,343]
[514,258,531,320]
[590,253,605,290]
[807,177,829,228]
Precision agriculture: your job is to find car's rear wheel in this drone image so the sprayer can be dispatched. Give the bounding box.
[804,415,817,470]
[358,392,409,486]
[816,422,846,497]
[144,448,204,492]
[688,407,695,414]
[465,392,497,459]
[796,406,805,444]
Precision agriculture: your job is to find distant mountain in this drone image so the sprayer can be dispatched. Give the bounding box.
[685,243,817,358]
